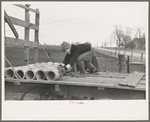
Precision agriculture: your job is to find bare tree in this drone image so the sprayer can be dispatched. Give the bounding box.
[113,25,123,48]
[103,38,109,47]
[109,33,116,47]
[103,41,108,47]
[122,35,132,49]
[135,27,144,38]
[122,27,132,49]
[134,27,146,50]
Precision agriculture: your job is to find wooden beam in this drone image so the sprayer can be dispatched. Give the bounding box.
[14,4,39,13]
[24,5,30,41]
[34,47,38,63]
[24,46,29,65]
[5,37,38,47]
[8,16,39,30]
[34,9,40,42]
[5,78,146,91]
[34,9,40,63]
[24,4,30,65]
[4,10,19,39]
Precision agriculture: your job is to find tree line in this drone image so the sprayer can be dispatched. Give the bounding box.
[102,25,146,50]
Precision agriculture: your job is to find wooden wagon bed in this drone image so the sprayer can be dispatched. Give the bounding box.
[5,71,146,100]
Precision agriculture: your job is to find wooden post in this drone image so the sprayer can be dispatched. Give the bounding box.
[55,84,61,91]
[119,47,120,54]
[34,9,39,63]
[118,54,126,73]
[124,48,126,56]
[141,53,143,62]
[131,51,133,61]
[115,48,117,57]
[24,4,30,65]
[4,18,6,67]
[4,10,19,39]
[127,56,129,73]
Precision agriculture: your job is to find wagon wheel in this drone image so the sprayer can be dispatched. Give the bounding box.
[20,86,58,100]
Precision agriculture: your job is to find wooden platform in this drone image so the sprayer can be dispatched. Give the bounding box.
[5,72,146,91]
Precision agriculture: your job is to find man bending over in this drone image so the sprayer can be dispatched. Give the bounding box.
[57,41,98,77]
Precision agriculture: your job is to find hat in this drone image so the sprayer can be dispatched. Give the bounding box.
[61,41,71,52]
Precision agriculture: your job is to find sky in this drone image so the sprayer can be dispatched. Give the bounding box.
[3,1,148,47]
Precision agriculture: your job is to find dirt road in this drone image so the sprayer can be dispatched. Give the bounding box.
[95,47,146,64]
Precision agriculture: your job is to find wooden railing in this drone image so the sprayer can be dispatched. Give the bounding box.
[5,4,40,65]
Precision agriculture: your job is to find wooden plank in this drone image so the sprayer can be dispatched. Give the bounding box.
[87,74,126,78]
[5,37,38,47]
[8,16,39,30]
[14,4,39,13]
[118,71,138,86]
[5,78,146,91]
[139,80,146,85]
[87,72,128,78]
[127,73,145,88]
[129,62,145,65]
[118,72,145,88]
[97,72,128,76]
[4,11,19,39]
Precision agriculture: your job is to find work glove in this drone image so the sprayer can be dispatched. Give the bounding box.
[59,66,68,77]
[57,63,65,70]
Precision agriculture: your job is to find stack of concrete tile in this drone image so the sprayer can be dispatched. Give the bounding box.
[4,62,62,81]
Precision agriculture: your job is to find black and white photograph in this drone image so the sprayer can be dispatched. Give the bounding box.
[1,1,149,120]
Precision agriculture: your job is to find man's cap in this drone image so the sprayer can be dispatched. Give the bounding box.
[61,41,71,52]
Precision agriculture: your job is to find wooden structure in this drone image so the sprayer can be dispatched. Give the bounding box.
[4,4,40,65]
[5,71,146,100]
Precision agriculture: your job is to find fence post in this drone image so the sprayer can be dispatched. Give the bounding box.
[119,47,120,54]
[24,4,30,65]
[131,51,133,61]
[141,53,143,62]
[118,54,126,73]
[115,47,117,57]
[124,48,126,56]
[127,56,129,73]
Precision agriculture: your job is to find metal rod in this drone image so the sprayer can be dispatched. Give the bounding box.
[38,42,53,62]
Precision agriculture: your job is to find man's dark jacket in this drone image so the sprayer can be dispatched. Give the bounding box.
[63,43,91,66]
